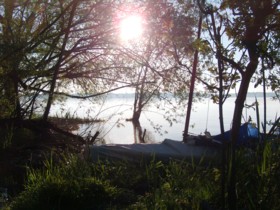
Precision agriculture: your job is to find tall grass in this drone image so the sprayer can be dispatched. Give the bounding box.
[9,155,123,210]
[7,140,280,209]
[235,141,280,210]
[132,159,219,209]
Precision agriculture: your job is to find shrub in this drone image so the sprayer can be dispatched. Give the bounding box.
[10,178,118,210]
[9,155,122,210]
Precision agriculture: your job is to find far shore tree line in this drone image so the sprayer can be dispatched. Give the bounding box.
[0,1,279,210]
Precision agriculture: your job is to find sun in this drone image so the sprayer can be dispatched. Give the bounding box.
[120,15,143,41]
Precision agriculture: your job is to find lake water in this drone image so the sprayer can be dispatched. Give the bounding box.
[49,93,279,144]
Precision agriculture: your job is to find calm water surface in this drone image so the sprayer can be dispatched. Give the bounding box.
[49,93,279,144]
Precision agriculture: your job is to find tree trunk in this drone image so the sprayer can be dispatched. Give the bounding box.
[132,120,144,143]
[42,67,58,121]
[262,69,267,137]
[43,1,77,121]
[132,88,142,122]
[132,67,147,123]
[209,10,227,209]
[132,110,141,123]
[228,53,258,210]
[14,77,22,120]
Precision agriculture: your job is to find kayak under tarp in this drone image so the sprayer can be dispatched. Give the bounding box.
[89,138,221,163]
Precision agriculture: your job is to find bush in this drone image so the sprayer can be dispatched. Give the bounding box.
[9,155,123,210]
[11,178,118,210]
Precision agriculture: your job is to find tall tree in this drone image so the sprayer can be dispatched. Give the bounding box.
[112,0,196,127]
[0,0,119,121]
[225,2,279,208]
[191,0,280,208]
[176,0,280,208]
[42,0,79,120]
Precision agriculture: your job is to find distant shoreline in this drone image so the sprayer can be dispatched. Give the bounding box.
[106,92,276,99]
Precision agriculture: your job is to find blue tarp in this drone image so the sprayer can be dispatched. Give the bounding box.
[213,123,259,145]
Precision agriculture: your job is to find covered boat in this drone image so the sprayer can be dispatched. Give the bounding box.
[88,123,261,163]
[88,137,221,164]
[212,123,259,145]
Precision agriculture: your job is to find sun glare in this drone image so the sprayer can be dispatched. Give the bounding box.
[120,15,143,41]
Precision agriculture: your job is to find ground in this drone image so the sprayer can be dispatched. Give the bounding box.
[0,118,86,196]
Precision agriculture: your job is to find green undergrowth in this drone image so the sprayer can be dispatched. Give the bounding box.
[5,140,280,210]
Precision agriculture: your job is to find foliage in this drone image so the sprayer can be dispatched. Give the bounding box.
[183,1,280,208]
[112,0,197,124]
[0,0,125,120]
[235,142,280,210]
[6,141,280,209]
[0,0,199,123]
[131,159,219,209]
[9,155,126,210]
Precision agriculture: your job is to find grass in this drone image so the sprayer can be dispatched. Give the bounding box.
[8,155,127,210]
[234,142,280,210]
[48,116,104,132]
[5,154,218,210]
[48,116,104,125]
[2,139,280,210]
